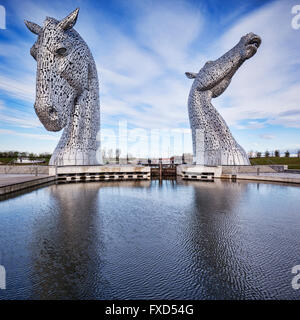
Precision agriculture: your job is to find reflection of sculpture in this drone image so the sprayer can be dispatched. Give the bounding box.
[186,33,261,165]
[185,180,249,299]
[25,8,101,165]
[29,181,151,299]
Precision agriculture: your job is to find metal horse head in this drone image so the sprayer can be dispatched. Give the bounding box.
[25,8,101,165]
[185,33,262,98]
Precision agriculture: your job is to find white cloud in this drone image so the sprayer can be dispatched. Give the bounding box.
[0,128,58,141]
[135,0,203,72]
[0,101,40,128]
[259,134,275,140]
[236,121,266,130]
[0,75,35,102]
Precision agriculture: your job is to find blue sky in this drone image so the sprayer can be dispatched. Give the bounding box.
[0,0,299,157]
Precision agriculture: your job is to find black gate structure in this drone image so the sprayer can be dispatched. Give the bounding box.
[149,164,177,179]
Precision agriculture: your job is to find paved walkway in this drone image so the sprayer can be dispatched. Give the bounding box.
[0,175,56,196]
[236,172,300,184]
[0,174,48,187]
[239,172,300,179]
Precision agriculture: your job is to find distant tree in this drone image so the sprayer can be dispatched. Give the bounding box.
[274,150,280,157]
[101,149,106,162]
[265,150,270,158]
[256,152,262,158]
[115,148,121,164]
[106,149,113,163]
[29,153,36,160]
[39,152,51,159]
[285,150,290,158]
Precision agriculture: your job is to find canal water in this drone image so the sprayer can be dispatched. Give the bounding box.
[0,179,299,300]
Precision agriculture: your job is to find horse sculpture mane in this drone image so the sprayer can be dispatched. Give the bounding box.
[25,8,101,165]
[185,32,261,166]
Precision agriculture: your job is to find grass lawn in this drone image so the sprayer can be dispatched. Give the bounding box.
[250,157,300,169]
[0,157,16,164]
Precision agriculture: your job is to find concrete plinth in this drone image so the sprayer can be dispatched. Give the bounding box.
[49,165,151,181]
[177,165,222,181]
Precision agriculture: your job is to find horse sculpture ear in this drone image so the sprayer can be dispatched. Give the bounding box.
[185,72,198,79]
[57,8,79,30]
[24,20,42,35]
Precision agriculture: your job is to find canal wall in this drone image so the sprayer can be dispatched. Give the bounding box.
[0,165,151,196]
[0,175,56,196]
[177,164,300,184]
[49,165,151,181]
[0,165,49,175]
[221,165,285,174]
[177,164,286,177]
[1,164,298,197]
[230,173,300,185]
[0,165,151,180]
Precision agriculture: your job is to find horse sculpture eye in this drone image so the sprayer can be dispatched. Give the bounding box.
[56,47,67,55]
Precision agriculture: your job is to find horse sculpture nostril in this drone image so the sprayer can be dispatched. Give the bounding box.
[49,106,56,115]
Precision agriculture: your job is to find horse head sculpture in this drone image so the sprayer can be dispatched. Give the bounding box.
[185,33,261,165]
[25,8,101,165]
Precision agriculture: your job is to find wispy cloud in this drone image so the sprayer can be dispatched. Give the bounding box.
[134,0,203,72]
[0,75,35,102]
[0,101,40,128]
[259,134,275,140]
[0,128,58,141]
[236,120,266,130]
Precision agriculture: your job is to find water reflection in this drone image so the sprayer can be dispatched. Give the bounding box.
[183,180,252,299]
[184,180,300,299]
[29,183,103,299]
[30,181,151,299]
[0,179,299,299]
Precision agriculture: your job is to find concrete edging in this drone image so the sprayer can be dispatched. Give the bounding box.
[236,175,300,184]
[0,176,56,195]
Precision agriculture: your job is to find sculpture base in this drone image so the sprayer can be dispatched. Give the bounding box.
[177,165,223,181]
[177,164,286,181]
[49,165,151,181]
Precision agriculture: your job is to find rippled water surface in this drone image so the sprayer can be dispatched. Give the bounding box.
[0,179,300,300]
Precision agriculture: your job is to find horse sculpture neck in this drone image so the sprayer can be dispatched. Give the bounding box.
[50,58,101,166]
[188,88,248,166]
